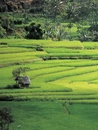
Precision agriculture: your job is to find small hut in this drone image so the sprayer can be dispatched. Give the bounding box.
[17,76,30,88]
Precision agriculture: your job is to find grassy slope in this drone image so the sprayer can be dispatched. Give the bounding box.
[1,39,98,130]
[0,101,98,130]
[0,39,98,102]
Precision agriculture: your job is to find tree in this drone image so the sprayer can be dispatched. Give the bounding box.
[0,108,14,130]
[44,22,66,41]
[43,0,65,22]
[0,5,7,12]
[0,26,6,38]
[25,22,44,39]
[54,23,67,41]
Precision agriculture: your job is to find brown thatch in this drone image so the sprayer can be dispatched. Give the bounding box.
[18,76,30,87]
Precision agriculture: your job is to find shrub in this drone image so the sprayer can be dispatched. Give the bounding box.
[0,5,8,12]
[0,42,7,45]
[0,26,6,38]
[25,22,44,39]
[0,108,14,130]
[6,84,19,89]
[1,18,14,34]
[0,96,13,101]
[14,20,23,25]
[29,7,43,13]
[36,46,44,51]
[78,24,98,42]
[14,32,23,39]
[44,23,67,41]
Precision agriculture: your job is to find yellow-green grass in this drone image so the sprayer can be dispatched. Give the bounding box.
[39,65,98,81]
[0,47,34,54]
[0,51,46,67]
[52,81,98,93]
[45,48,98,55]
[45,48,80,53]
[43,48,98,60]
[63,71,98,82]
[82,42,98,49]
[1,39,98,103]
[1,59,98,103]
[0,39,83,47]
[30,65,98,95]
[1,39,98,51]
[0,60,73,87]
[0,39,97,49]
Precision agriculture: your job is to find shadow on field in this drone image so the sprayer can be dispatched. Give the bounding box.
[6,84,19,89]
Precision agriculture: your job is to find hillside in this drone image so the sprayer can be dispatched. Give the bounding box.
[0,0,32,5]
[0,0,98,41]
[0,0,32,11]
[1,39,98,130]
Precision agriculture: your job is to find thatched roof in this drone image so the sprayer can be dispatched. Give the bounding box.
[18,76,30,85]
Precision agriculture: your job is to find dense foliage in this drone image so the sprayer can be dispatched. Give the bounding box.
[0,0,98,41]
[25,22,44,39]
[0,108,14,130]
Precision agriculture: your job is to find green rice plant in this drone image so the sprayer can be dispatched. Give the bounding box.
[1,58,98,93]
[0,51,46,67]
[41,48,98,60]
[35,65,98,83]
[29,67,74,80]
[0,39,97,50]
[52,81,98,94]
[63,71,98,82]
[0,51,46,60]
[0,59,74,87]
[1,38,98,103]
[60,60,98,67]
[45,48,80,53]
[45,48,98,58]
[26,65,98,94]
[82,41,98,49]
[0,47,33,54]
[0,39,83,48]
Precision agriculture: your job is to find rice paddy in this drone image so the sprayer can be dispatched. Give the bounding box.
[1,39,98,130]
[0,39,98,103]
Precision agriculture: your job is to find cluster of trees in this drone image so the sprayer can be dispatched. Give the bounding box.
[25,22,43,39]
[0,0,31,12]
[42,0,98,41]
[0,0,98,41]
[0,15,24,38]
[0,17,17,38]
[22,0,98,41]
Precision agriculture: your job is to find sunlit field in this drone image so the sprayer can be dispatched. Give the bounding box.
[1,39,98,130]
[1,39,98,101]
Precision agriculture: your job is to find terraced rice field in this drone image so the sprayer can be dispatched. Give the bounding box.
[0,39,98,104]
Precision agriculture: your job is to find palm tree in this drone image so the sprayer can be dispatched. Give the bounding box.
[44,0,65,22]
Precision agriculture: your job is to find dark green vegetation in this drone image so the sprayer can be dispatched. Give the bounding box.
[1,101,98,130]
[0,107,14,130]
[0,0,98,41]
